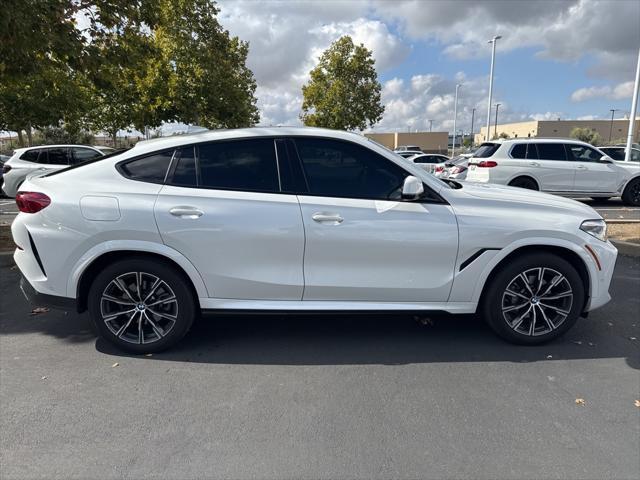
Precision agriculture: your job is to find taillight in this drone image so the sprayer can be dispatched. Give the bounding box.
[451,166,468,174]
[2,164,10,174]
[477,161,498,168]
[435,166,444,173]
[15,192,51,213]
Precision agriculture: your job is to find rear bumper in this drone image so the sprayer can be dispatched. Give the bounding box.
[19,274,76,311]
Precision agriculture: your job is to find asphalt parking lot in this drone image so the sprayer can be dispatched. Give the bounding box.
[1,254,638,479]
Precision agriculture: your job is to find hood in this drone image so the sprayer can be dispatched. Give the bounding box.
[458,181,600,218]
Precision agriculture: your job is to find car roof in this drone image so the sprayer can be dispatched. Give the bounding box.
[13,144,100,152]
[484,138,595,147]
[128,127,369,156]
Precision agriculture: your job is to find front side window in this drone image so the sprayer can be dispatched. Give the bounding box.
[197,139,279,192]
[602,148,625,161]
[119,150,174,183]
[536,143,567,161]
[566,144,602,162]
[294,138,408,200]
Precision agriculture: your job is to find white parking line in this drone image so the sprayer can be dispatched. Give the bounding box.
[0,201,15,206]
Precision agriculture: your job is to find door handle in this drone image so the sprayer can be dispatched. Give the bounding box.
[169,207,203,219]
[529,162,540,167]
[576,165,588,170]
[312,212,343,224]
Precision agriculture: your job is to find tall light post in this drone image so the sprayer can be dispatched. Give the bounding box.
[609,109,619,142]
[494,103,501,139]
[428,119,434,132]
[470,107,476,145]
[452,83,461,156]
[485,35,502,141]
[625,47,640,161]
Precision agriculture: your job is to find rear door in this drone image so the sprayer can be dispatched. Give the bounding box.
[291,137,458,302]
[566,143,619,193]
[530,143,575,192]
[154,138,305,300]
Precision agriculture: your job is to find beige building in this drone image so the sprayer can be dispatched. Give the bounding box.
[474,119,640,144]
[365,131,449,154]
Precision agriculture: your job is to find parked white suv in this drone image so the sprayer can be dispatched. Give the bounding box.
[465,138,640,205]
[13,128,617,353]
[2,145,104,197]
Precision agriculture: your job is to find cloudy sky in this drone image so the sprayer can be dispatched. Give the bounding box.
[217,0,640,133]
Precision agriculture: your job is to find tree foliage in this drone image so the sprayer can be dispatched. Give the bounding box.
[301,36,384,131]
[570,127,602,146]
[0,0,259,145]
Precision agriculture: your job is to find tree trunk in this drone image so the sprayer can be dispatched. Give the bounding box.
[26,126,33,147]
[112,131,117,148]
[17,130,25,147]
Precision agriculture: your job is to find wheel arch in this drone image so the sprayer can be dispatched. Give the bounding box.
[507,175,540,190]
[70,242,209,313]
[477,244,591,314]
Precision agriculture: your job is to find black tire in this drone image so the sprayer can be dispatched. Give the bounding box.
[88,257,196,353]
[621,178,640,206]
[482,253,585,345]
[508,177,539,190]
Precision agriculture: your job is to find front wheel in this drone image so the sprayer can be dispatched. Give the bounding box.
[482,253,585,345]
[88,257,196,353]
[621,178,640,206]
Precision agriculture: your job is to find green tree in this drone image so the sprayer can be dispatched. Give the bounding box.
[301,36,384,131]
[570,127,602,146]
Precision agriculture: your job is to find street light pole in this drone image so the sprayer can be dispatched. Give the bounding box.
[494,103,501,139]
[452,83,461,156]
[470,108,476,145]
[485,35,502,141]
[609,109,618,142]
[625,47,640,161]
[428,119,433,132]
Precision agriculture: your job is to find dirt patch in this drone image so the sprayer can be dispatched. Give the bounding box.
[0,226,15,253]
[608,223,640,244]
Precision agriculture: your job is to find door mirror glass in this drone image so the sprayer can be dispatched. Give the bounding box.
[401,175,424,200]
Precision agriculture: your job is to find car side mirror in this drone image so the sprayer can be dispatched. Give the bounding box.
[599,155,613,163]
[401,175,424,200]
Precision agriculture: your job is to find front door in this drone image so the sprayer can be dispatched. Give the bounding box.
[565,143,620,193]
[154,139,305,300]
[291,137,459,302]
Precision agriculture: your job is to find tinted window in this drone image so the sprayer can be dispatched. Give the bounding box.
[120,150,174,183]
[566,144,602,162]
[197,139,279,192]
[47,148,70,165]
[414,156,441,164]
[70,147,102,164]
[536,143,567,161]
[473,143,500,158]
[510,143,538,159]
[602,148,625,160]
[295,138,408,200]
[171,147,197,187]
[20,149,42,162]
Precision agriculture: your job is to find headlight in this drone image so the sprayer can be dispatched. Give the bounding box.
[580,219,607,242]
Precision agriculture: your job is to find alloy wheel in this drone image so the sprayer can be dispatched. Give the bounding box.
[100,272,178,345]
[501,267,573,336]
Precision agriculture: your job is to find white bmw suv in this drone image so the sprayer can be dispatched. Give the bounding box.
[12,128,617,353]
[465,138,640,206]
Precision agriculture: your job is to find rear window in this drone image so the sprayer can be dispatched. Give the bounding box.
[473,143,500,158]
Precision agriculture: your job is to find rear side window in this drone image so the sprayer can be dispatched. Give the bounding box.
[197,139,279,192]
[171,146,197,187]
[20,149,42,162]
[414,156,440,164]
[47,147,70,165]
[119,150,174,183]
[603,148,625,160]
[473,143,500,158]
[510,143,539,159]
[536,143,567,161]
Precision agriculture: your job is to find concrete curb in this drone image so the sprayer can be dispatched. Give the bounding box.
[611,240,640,258]
[605,219,640,224]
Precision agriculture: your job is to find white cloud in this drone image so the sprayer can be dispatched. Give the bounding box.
[571,81,635,102]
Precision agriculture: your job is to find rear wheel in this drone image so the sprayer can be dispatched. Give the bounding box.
[88,257,196,353]
[621,178,640,206]
[482,253,585,345]
[508,177,538,190]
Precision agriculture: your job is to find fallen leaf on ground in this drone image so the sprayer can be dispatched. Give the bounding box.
[145,353,153,357]
[572,340,583,345]
[588,342,595,346]
[546,355,553,359]
[575,398,586,406]
[635,400,640,408]
[41,376,47,380]
[111,362,119,368]
[630,337,637,341]
[30,307,49,316]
